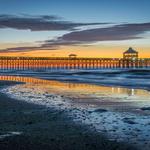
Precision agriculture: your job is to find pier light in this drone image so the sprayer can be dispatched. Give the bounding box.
[131,89,135,96]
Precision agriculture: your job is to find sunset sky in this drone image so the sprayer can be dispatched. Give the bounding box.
[0,0,150,58]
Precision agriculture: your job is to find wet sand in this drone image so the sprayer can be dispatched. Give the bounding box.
[0,81,136,150]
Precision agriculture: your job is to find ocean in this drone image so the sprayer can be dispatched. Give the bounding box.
[1,68,150,90]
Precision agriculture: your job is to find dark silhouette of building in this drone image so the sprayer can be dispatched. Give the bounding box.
[69,54,77,59]
[123,47,138,60]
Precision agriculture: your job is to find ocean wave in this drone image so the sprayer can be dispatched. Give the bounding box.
[1,68,150,90]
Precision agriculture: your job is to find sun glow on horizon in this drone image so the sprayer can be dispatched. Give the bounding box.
[0,45,149,58]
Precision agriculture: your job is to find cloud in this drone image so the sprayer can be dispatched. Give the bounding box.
[0,45,57,53]
[0,40,83,53]
[60,22,150,42]
[1,22,150,53]
[0,14,105,31]
[37,22,150,50]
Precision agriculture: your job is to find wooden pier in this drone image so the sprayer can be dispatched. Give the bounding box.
[0,56,150,70]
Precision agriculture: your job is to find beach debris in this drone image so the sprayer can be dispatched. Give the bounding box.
[122,117,137,124]
[0,131,22,140]
[141,107,150,111]
[93,108,108,113]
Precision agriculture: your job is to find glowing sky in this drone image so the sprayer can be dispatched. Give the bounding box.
[0,0,150,58]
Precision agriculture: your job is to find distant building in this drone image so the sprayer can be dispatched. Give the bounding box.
[69,54,77,59]
[123,47,138,60]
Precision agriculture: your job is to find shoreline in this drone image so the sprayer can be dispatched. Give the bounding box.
[0,81,136,150]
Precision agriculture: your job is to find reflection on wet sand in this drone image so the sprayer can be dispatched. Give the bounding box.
[0,75,150,99]
[1,75,150,150]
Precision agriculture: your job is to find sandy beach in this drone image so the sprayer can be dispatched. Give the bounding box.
[0,80,137,150]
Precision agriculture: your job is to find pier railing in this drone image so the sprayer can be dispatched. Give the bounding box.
[0,56,150,70]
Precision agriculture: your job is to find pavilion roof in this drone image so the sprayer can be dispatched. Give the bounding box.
[69,54,77,56]
[124,47,138,54]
